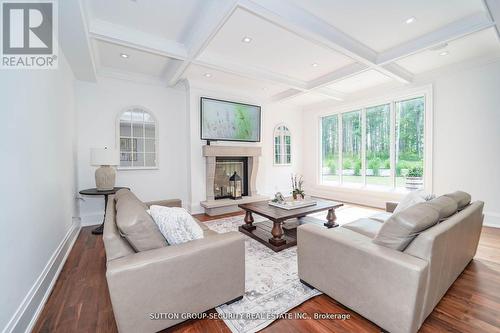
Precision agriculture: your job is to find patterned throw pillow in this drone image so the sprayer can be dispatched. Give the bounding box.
[148,205,204,245]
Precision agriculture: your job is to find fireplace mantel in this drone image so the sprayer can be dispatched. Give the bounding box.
[202,145,262,157]
[201,145,264,215]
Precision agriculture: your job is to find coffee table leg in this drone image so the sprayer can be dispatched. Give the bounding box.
[269,220,286,246]
[324,208,340,228]
[242,211,256,231]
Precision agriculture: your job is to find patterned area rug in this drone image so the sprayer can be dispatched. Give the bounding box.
[205,215,321,333]
[205,204,379,333]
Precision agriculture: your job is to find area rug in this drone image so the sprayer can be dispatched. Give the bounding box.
[205,215,321,333]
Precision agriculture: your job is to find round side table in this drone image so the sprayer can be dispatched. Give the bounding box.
[79,187,129,235]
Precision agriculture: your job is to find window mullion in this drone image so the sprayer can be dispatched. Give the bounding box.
[361,109,366,186]
[390,101,396,189]
[338,114,343,185]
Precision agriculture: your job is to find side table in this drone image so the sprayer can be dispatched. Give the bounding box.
[79,187,129,235]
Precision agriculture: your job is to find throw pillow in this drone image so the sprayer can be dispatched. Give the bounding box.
[373,203,440,251]
[115,192,167,252]
[393,189,435,214]
[444,191,471,210]
[149,205,204,245]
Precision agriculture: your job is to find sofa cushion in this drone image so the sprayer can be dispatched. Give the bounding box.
[342,218,383,238]
[423,196,458,221]
[373,203,440,251]
[115,191,168,252]
[393,189,435,214]
[444,191,471,210]
[149,205,204,245]
[369,212,392,223]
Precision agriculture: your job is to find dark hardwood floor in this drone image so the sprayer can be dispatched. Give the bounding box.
[32,213,500,333]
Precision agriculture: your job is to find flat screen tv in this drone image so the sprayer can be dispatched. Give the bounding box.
[200,97,261,142]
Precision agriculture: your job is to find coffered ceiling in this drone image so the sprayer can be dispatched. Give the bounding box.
[63,0,500,107]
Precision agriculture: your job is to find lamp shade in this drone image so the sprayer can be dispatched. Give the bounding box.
[90,147,119,166]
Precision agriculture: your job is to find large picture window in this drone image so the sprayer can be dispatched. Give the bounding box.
[320,95,427,191]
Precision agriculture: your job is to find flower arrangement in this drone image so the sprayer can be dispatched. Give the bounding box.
[291,174,305,200]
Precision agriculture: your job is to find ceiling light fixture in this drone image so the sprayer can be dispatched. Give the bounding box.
[204,73,212,78]
[241,36,252,43]
[120,53,129,59]
[311,63,319,67]
[439,51,450,56]
[405,16,416,24]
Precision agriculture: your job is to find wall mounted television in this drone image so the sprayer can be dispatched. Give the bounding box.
[200,97,261,142]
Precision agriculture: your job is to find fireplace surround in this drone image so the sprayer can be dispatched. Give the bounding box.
[201,145,267,216]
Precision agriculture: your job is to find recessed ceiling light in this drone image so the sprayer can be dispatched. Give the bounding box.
[439,51,450,56]
[311,63,319,67]
[405,16,416,24]
[204,73,212,78]
[241,36,252,43]
[120,53,129,59]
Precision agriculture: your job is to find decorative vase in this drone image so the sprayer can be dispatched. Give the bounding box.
[95,165,116,191]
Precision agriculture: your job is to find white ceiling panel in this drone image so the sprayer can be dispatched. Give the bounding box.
[199,8,356,82]
[185,64,289,97]
[324,70,392,94]
[87,0,204,42]
[95,40,173,78]
[291,0,486,52]
[396,28,500,74]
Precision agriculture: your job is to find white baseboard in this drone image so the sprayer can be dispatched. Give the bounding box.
[483,212,500,228]
[3,218,81,333]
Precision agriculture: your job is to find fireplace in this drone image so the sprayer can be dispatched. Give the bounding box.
[214,157,248,199]
[201,145,265,216]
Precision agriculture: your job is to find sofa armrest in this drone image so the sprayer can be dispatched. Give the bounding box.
[298,225,428,333]
[386,201,398,213]
[106,231,245,333]
[144,199,182,208]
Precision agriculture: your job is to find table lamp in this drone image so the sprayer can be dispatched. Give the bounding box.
[90,147,119,191]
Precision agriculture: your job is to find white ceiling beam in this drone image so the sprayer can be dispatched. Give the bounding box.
[59,0,96,81]
[237,0,411,83]
[194,56,344,101]
[194,52,308,90]
[88,19,188,60]
[270,89,304,103]
[483,0,500,38]
[377,13,496,65]
[379,63,414,84]
[165,0,238,86]
[307,62,369,90]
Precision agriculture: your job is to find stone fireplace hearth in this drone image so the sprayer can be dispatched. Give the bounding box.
[201,145,267,216]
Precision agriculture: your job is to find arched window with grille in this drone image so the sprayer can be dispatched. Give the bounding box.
[274,124,291,165]
[117,107,158,169]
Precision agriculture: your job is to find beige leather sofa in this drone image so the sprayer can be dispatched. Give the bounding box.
[102,190,245,333]
[298,192,484,333]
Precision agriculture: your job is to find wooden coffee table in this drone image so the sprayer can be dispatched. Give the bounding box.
[238,198,343,252]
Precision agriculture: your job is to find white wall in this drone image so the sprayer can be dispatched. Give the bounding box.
[0,52,79,332]
[75,77,188,225]
[185,81,303,213]
[430,60,500,227]
[302,59,500,226]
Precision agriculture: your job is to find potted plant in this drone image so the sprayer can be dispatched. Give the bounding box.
[406,166,424,190]
[291,174,305,200]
